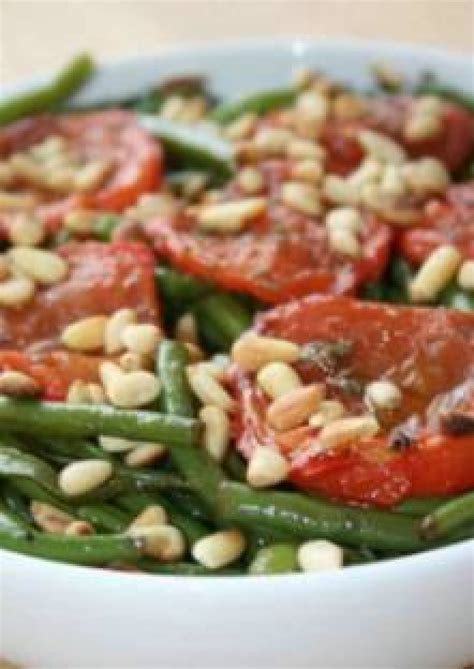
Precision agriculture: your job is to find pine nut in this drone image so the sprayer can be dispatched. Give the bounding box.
[199,405,230,462]
[257,361,302,400]
[67,380,92,404]
[119,351,150,372]
[61,315,108,352]
[318,414,380,449]
[365,380,402,411]
[129,505,168,529]
[247,446,289,488]
[309,400,345,428]
[380,165,406,197]
[104,308,136,354]
[121,323,162,355]
[74,159,111,193]
[328,227,361,258]
[231,333,300,372]
[192,529,246,569]
[292,159,324,184]
[360,182,420,226]
[0,273,35,307]
[224,112,258,141]
[31,501,74,534]
[409,245,462,303]
[0,255,9,281]
[65,520,95,536]
[371,62,403,90]
[267,384,325,431]
[325,207,364,234]
[348,158,384,187]
[332,93,367,120]
[8,247,68,285]
[297,540,343,572]
[404,100,442,141]
[129,524,186,561]
[30,135,67,160]
[88,383,106,404]
[358,129,406,165]
[0,370,41,398]
[8,213,45,247]
[125,443,167,467]
[237,166,264,195]
[280,181,322,216]
[296,90,330,122]
[286,138,325,161]
[58,460,113,497]
[64,209,97,235]
[175,312,199,345]
[99,436,137,453]
[186,364,234,412]
[184,342,206,363]
[197,197,267,234]
[101,364,161,409]
[458,260,474,291]
[401,158,450,195]
[0,190,37,210]
[254,127,294,156]
[323,175,359,205]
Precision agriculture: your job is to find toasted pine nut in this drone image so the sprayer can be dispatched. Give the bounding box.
[328,227,361,258]
[184,342,205,363]
[199,405,230,462]
[67,380,105,404]
[8,246,68,285]
[121,323,162,355]
[318,414,380,449]
[175,312,199,345]
[380,165,406,198]
[88,383,106,404]
[401,158,449,195]
[237,166,264,195]
[257,361,302,400]
[129,524,186,562]
[409,245,462,303]
[332,93,368,120]
[360,182,420,226]
[31,501,74,534]
[119,351,150,372]
[358,129,406,165]
[64,209,96,235]
[99,436,137,453]
[102,366,161,409]
[74,159,111,193]
[0,255,9,281]
[296,90,330,122]
[286,138,325,161]
[325,206,364,234]
[129,505,168,529]
[224,112,258,141]
[323,175,359,205]
[365,380,402,411]
[58,459,113,497]
[0,190,37,210]
[231,333,300,372]
[267,384,325,431]
[0,273,35,307]
[61,315,108,352]
[247,446,289,488]
[9,213,45,247]
[254,127,294,156]
[197,197,267,234]
[192,529,246,569]
[186,365,234,412]
[125,443,167,467]
[292,159,324,184]
[309,400,345,428]
[280,181,322,216]
[0,370,41,398]
[65,520,95,536]
[297,540,343,572]
[458,260,474,291]
[404,103,442,141]
[348,158,384,187]
[104,308,136,354]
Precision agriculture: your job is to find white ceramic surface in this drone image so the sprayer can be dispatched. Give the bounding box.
[1,39,473,669]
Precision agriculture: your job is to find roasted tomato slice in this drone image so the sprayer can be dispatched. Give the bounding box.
[0,110,162,237]
[320,96,474,175]
[230,296,474,506]
[144,162,392,304]
[0,241,159,350]
[398,181,474,265]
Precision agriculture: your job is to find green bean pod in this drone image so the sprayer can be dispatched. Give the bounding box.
[249,543,299,575]
[193,293,253,351]
[211,88,296,123]
[420,491,474,540]
[157,340,196,418]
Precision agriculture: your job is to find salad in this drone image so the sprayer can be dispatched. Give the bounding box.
[0,54,472,576]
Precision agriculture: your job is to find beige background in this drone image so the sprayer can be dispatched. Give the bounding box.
[0,0,473,83]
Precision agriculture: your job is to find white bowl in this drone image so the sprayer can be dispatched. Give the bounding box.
[1,39,473,669]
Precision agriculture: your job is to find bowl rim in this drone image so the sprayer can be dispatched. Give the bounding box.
[0,37,472,583]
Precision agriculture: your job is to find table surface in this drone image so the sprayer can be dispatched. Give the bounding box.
[1,0,473,83]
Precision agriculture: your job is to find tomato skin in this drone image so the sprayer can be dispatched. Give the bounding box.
[0,241,160,350]
[399,182,474,265]
[0,111,162,236]
[230,296,474,507]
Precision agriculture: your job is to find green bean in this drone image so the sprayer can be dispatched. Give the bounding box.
[157,340,196,418]
[194,293,253,351]
[0,507,141,566]
[11,478,73,512]
[139,115,234,180]
[416,77,474,112]
[420,491,474,540]
[211,88,296,124]
[224,450,247,482]
[138,558,239,576]
[2,482,32,525]
[77,503,129,533]
[218,482,432,552]
[388,256,413,303]
[166,489,214,524]
[394,497,450,517]
[0,53,95,125]
[438,284,474,311]
[361,281,389,302]
[0,445,59,497]
[0,399,199,449]
[249,543,299,575]
[155,266,213,310]
[93,214,123,242]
